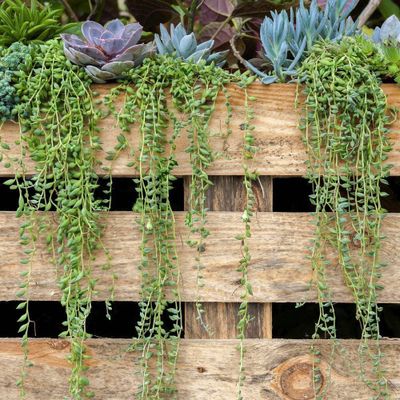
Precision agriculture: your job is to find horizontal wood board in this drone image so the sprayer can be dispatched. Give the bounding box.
[0,84,399,177]
[1,338,399,400]
[1,211,399,303]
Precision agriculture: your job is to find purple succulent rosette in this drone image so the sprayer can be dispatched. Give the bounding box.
[61,19,154,83]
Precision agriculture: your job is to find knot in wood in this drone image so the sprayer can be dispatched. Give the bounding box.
[279,362,323,400]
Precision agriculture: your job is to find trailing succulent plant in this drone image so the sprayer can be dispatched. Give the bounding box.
[61,19,154,83]
[0,0,66,46]
[371,15,400,83]
[246,0,359,83]
[155,23,228,66]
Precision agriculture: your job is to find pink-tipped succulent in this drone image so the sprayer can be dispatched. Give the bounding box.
[61,19,154,83]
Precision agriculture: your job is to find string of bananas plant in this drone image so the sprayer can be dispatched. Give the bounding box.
[8,39,112,399]
[236,87,257,400]
[0,9,257,396]
[298,36,394,399]
[105,53,253,398]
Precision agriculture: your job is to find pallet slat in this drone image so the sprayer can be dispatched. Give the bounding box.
[1,211,399,303]
[1,338,399,400]
[0,84,399,177]
[183,176,273,339]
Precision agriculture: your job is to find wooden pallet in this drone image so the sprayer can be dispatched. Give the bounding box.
[1,83,399,399]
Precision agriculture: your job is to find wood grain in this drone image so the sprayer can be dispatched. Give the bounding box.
[1,338,399,399]
[184,176,273,339]
[0,84,399,177]
[1,211,400,303]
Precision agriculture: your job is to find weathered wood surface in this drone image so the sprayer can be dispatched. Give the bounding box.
[1,338,399,399]
[184,176,273,339]
[0,84,399,177]
[1,211,400,303]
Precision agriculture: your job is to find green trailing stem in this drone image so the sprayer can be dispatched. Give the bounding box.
[105,55,253,398]
[298,36,394,399]
[8,39,112,399]
[236,86,257,400]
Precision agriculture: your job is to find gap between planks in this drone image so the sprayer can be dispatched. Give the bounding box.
[183,176,273,339]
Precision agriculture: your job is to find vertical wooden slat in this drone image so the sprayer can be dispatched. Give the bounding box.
[184,176,273,339]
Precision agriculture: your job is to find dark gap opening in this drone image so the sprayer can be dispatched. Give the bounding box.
[272,303,400,339]
[381,177,400,213]
[1,301,184,339]
[95,177,184,212]
[273,178,313,212]
[273,177,400,213]
[0,177,185,212]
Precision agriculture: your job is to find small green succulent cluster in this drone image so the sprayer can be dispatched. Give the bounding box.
[372,15,400,83]
[0,42,32,121]
[0,0,66,47]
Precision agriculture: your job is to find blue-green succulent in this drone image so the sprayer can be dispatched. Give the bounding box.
[246,0,359,84]
[155,23,228,67]
[371,15,400,83]
[0,42,32,121]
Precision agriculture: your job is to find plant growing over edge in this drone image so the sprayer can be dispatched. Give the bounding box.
[8,39,113,399]
[298,36,394,399]
[104,51,254,397]
[155,21,230,333]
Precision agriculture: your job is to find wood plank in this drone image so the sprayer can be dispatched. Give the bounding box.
[0,84,399,177]
[1,211,400,303]
[1,338,399,399]
[184,176,273,339]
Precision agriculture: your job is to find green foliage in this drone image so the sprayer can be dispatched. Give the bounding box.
[299,36,392,399]
[247,0,359,83]
[105,55,252,398]
[383,45,400,82]
[236,88,257,400]
[11,39,111,399]
[0,0,65,46]
[155,23,228,66]
[0,42,32,121]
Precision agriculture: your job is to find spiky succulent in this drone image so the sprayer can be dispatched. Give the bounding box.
[155,23,228,67]
[61,19,154,83]
[246,0,359,84]
[0,0,65,46]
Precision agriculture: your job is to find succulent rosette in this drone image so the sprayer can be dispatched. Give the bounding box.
[155,23,228,67]
[61,19,154,83]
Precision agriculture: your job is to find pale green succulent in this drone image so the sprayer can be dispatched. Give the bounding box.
[155,23,228,67]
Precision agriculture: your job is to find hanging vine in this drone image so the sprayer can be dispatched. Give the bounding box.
[298,36,394,399]
[106,55,252,398]
[10,39,111,399]
[236,86,257,400]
